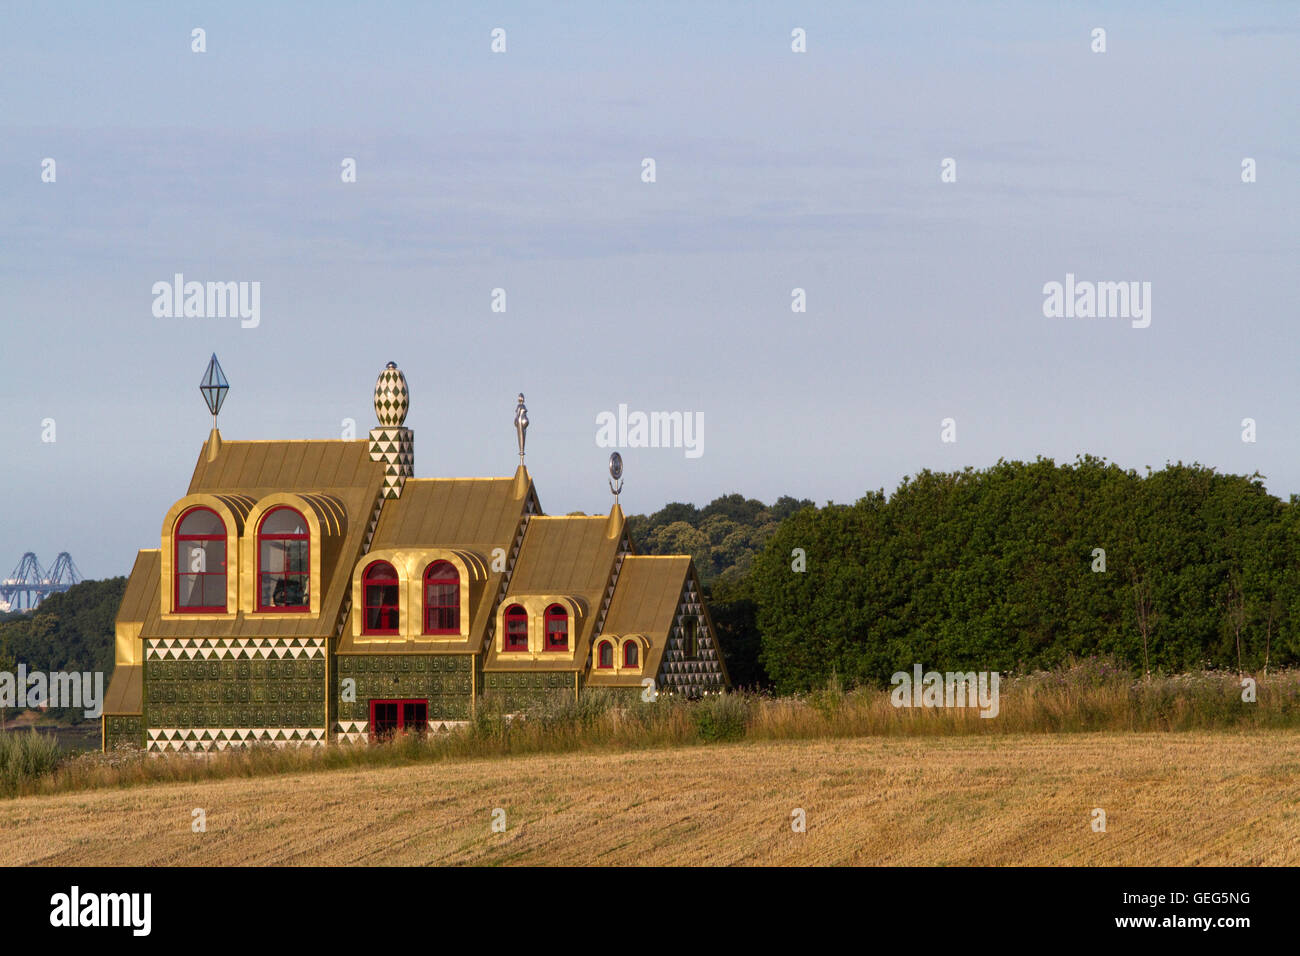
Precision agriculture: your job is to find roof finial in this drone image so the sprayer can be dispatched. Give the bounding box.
[369,363,414,500]
[374,363,409,426]
[199,354,229,429]
[199,354,229,463]
[608,452,624,503]
[514,393,529,464]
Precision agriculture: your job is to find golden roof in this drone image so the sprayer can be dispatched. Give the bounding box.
[336,475,537,654]
[146,438,384,638]
[188,437,379,495]
[601,555,690,636]
[117,549,160,627]
[507,516,620,595]
[586,555,690,686]
[370,476,534,551]
[485,514,625,671]
[103,664,142,716]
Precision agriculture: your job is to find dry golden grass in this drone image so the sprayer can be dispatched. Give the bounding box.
[2,730,1297,866]
[10,667,1299,801]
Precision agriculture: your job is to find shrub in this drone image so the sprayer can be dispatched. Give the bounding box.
[693,693,751,741]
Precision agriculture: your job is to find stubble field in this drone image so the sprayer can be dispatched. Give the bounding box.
[2,731,1297,866]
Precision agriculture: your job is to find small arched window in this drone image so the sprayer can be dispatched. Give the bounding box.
[623,641,639,668]
[423,561,460,634]
[257,507,309,611]
[504,604,529,651]
[597,641,614,669]
[544,604,568,652]
[363,561,400,634]
[175,507,227,612]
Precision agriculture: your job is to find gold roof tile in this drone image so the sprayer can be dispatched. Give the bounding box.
[601,555,690,638]
[103,664,142,715]
[116,550,161,626]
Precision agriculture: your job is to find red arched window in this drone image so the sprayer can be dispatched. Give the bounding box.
[423,561,460,634]
[363,561,400,634]
[597,641,613,669]
[257,507,309,611]
[544,604,568,652]
[504,604,528,651]
[175,507,227,612]
[623,641,639,668]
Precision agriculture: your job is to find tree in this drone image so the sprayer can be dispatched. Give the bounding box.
[751,458,1300,692]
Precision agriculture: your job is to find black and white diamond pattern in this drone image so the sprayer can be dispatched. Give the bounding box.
[333,719,468,745]
[368,426,414,499]
[373,365,410,426]
[655,575,727,697]
[145,637,326,661]
[146,727,326,752]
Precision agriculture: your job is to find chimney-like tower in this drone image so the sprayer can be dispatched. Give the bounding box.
[369,362,414,499]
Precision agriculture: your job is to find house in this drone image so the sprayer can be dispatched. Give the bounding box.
[101,360,728,751]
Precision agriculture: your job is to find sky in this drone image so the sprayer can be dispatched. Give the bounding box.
[1,1,1297,580]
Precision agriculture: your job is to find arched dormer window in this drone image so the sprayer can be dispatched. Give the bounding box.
[504,604,528,651]
[423,561,460,635]
[175,507,227,612]
[623,641,639,668]
[257,507,309,611]
[597,640,614,669]
[363,561,400,634]
[544,604,568,652]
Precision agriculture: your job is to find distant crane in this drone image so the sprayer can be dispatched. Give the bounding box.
[0,552,83,612]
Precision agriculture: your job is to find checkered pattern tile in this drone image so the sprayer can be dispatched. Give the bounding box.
[334,719,469,745]
[369,426,414,499]
[373,365,410,426]
[144,637,326,660]
[146,727,326,752]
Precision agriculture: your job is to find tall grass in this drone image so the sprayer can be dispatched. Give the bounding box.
[0,730,61,794]
[6,661,1300,800]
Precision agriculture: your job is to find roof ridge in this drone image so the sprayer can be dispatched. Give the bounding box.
[402,477,516,483]
[529,514,607,520]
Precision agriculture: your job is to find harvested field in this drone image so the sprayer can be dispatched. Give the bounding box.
[2,731,1297,866]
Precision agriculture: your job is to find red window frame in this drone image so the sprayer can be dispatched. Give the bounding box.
[623,641,639,668]
[423,560,460,635]
[362,560,400,634]
[174,506,227,613]
[597,640,613,669]
[369,699,427,741]
[504,604,528,651]
[256,506,310,613]
[544,604,568,652]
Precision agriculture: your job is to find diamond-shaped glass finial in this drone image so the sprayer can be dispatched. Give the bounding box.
[200,354,229,418]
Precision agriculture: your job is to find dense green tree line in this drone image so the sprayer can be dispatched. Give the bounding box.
[0,577,125,722]
[627,494,813,687]
[751,456,1300,693]
[627,494,814,590]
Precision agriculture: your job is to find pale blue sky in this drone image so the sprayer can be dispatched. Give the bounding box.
[2,1,1297,578]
